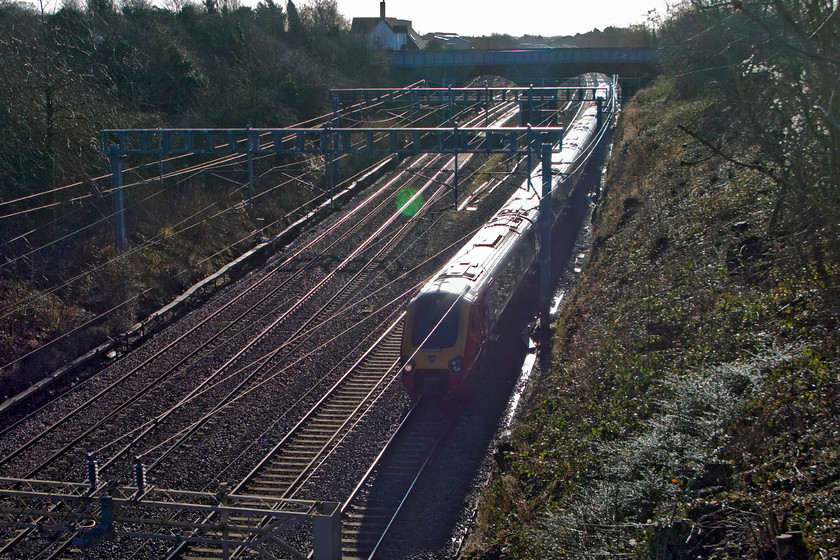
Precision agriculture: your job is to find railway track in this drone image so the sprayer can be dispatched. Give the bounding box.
[0,85,596,558]
[169,319,455,560]
[168,316,404,560]
[129,101,524,477]
[0,166,406,482]
[0,85,476,467]
[340,398,454,560]
[127,150,473,482]
[0,135,422,560]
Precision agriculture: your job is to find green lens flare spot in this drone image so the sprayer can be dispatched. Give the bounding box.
[396,187,423,217]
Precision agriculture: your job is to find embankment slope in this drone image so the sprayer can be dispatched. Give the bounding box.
[464,76,840,559]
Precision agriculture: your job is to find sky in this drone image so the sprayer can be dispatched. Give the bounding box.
[326,0,675,37]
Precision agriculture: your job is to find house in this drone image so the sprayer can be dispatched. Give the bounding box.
[350,1,426,51]
[422,33,472,50]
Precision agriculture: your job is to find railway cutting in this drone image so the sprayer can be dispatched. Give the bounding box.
[0,73,619,560]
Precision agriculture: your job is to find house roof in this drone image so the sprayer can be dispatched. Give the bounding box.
[350,17,405,34]
[350,16,427,49]
[422,33,472,48]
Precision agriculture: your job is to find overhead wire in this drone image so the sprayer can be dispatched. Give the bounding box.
[82,85,607,556]
[0,175,301,353]
[0,82,426,225]
[0,174,289,336]
[0,146,240,221]
[0,118,343,272]
[0,93,455,241]
[0,99,358,212]
[0,154,251,274]
[0,206,277,374]
[0,157,394,372]
[88,148,482,461]
[70,89,561,550]
[121,218,484,469]
[0,103,355,222]
[0,186,258,372]
[0,143,323,289]
[0,91,456,424]
[0,111,384,267]
[0,175,108,210]
[0,91,527,376]
[2,198,95,247]
[0,159,399,449]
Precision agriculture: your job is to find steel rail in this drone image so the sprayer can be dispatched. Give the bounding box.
[0,92,463,559]
[99,101,508,481]
[335,398,452,560]
[164,314,405,560]
[160,99,525,560]
[3,89,536,556]
[0,171,410,555]
[138,150,464,482]
[0,164,403,477]
[54,156,432,475]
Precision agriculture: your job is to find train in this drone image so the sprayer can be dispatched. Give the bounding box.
[400,73,615,396]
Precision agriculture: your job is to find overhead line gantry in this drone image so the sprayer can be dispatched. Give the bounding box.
[99,124,567,251]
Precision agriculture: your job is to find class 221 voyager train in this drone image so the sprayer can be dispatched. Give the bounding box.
[400,73,613,397]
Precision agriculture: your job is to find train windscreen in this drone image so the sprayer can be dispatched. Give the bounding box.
[411,293,461,349]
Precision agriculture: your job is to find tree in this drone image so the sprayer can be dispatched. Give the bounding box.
[470,33,519,50]
[425,38,445,50]
[286,0,302,37]
[300,0,346,35]
[660,0,839,228]
[255,0,285,34]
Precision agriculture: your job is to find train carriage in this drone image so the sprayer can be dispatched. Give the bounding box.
[401,199,539,395]
[401,73,614,397]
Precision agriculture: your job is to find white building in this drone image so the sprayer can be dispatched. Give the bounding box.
[350,1,426,51]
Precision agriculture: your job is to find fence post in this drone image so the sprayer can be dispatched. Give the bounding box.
[596,98,603,130]
[454,150,459,208]
[312,502,341,560]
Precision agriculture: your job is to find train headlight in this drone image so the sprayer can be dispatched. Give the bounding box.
[403,358,416,374]
[448,357,463,374]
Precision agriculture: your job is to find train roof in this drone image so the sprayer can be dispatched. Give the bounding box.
[417,182,540,302]
[413,74,611,304]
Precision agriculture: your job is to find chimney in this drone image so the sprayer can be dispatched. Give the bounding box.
[380,1,386,19]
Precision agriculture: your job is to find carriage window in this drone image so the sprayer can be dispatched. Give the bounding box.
[411,293,461,349]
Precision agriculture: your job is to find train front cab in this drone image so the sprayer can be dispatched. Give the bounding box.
[401,291,484,396]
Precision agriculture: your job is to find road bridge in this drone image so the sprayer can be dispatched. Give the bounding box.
[391,47,659,89]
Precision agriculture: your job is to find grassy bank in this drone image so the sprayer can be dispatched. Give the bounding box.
[464,76,839,558]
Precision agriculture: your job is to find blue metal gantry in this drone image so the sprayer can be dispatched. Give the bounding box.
[0,475,341,560]
[99,124,566,251]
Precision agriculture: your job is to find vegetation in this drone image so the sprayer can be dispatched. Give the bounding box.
[0,0,391,396]
[466,1,839,558]
[467,26,655,50]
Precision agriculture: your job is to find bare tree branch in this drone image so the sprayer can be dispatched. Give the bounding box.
[676,124,792,191]
[729,0,840,65]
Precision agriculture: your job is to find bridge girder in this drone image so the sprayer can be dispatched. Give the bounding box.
[390,47,660,88]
